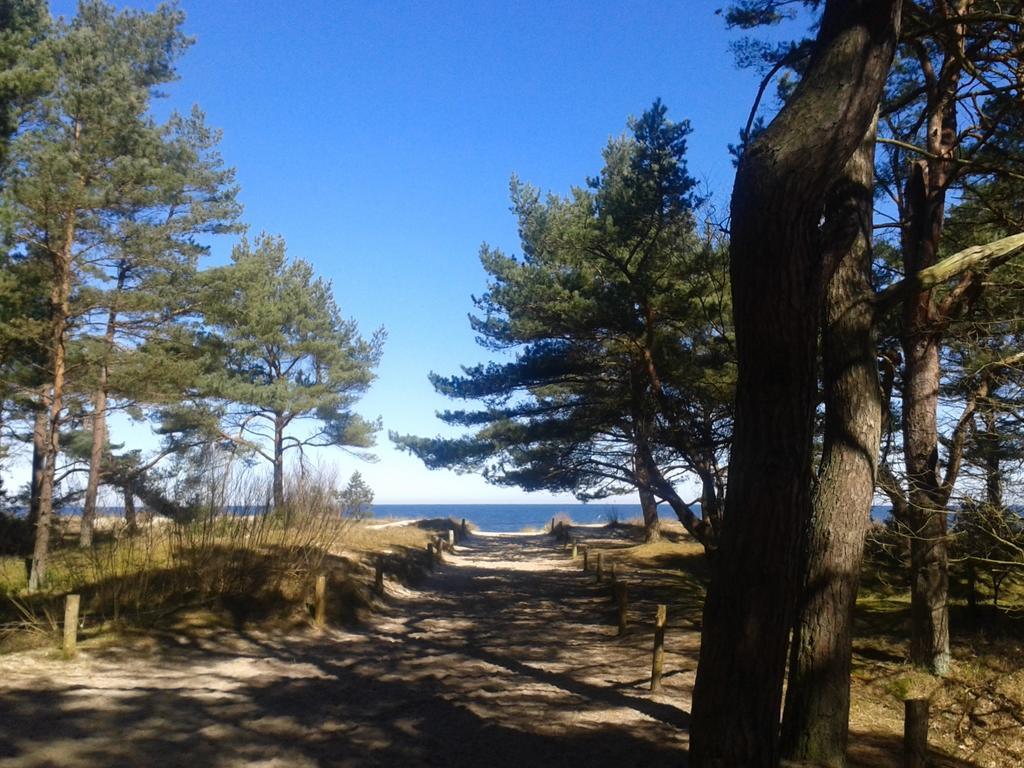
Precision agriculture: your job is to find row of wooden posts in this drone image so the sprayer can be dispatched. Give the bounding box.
[566,535,668,692]
[425,519,468,571]
[312,518,473,629]
[57,516,931,768]
[558,523,932,767]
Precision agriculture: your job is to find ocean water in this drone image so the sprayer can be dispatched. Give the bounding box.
[376,503,895,532]
[14,502,895,534]
[373,504,645,533]
[12,502,643,532]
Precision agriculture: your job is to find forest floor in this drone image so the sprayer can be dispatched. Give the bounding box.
[0,523,1018,767]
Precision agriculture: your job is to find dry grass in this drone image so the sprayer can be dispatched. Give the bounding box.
[0,470,448,654]
[849,594,1024,767]
[571,515,1024,767]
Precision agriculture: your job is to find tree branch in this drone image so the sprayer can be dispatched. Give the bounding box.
[874,231,1024,316]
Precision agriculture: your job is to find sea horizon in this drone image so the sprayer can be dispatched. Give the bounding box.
[9,501,896,534]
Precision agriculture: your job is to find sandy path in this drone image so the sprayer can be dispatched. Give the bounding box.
[0,531,697,768]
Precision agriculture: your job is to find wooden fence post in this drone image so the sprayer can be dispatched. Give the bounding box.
[374,557,384,595]
[426,543,435,571]
[595,552,604,582]
[314,575,327,628]
[610,562,617,583]
[63,594,80,657]
[582,548,588,571]
[904,698,929,768]
[614,582,628,636]
[650,604,667,691]
[461,518,468,538]
[571,541,578,559]
[448,529,455,551]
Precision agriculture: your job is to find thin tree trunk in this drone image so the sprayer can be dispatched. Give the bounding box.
[639,486,660,542]
[29,237,73,592]
[27,395,48,530]
[633,451,661,541]
[81,271,123,548]
[637,445,713,547]
[79,382,107,548]
[273,413,285,510]
[781,116,881,768]
[900,107,959,677]
[689,3,900,765]
[983,400,1001,508]
[696,466,722,541]
[123,481,137,535]
[966,561,978,617]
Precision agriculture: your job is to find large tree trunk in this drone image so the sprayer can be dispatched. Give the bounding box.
[780,117,881,768]
[688,3,900,765]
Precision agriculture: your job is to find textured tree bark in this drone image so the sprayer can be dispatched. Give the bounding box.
[900,98,959,678]
[29,236,73,592]
[636,444,712,546]
[79,381,107,548]
[688,3,900,765]
[638,486,660,542]
[81,269,124,548]
[780,117,881,768]
[273,413,285,511]
[633,452,661,541]
[123,481,137,535]
[982,398,1000,508]
[27,396,48,530]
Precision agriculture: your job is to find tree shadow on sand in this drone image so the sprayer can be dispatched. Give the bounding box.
[0,529,993,767]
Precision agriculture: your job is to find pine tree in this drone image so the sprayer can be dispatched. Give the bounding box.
[393,102,734,545]
[339,471,373,519]
[73,104,240,548]
[196,234,384,509]
[2,0,222,589]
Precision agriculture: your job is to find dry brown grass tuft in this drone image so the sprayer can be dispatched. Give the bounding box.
[0,479,444,653]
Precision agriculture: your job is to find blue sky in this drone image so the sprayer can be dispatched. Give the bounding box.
[41,0,785,503]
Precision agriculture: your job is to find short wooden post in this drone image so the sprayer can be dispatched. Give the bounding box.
[550,517,556,534]
[426,543,435,570]
[448,529,455,551]
[314,575,327,627]
[595,552,604,582]
[614,582,628,636]
[582,548,588,571]
[610,562,617,583]
[461,518,468,538]
[904,698,929,768]
[374,557,384,595]
[571,541,578,559]
[436,534,446,557]
[63,594,80,657]
[650,604,667,691]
